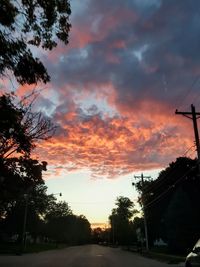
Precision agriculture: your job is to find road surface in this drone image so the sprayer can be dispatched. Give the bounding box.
[0,244,184,267]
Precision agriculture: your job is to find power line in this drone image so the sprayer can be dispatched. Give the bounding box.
[143,167,195,210]
[134,106,200,211]
[141,150,194,195]
[191,90,200,108]
[141,105,200,199]
[175,76,200,110]
[133,166,195,214]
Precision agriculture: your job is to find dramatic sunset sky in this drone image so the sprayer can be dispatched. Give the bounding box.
[2,0,200,225]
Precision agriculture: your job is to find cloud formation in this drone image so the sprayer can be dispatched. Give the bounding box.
[16,0,200,177]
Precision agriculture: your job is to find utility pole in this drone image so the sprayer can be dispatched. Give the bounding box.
[175,104,200,171]
[112,218,115,245]
[21,194,28,253]
[133,173,151,251]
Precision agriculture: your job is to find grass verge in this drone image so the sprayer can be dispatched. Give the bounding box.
[0,243,67,255]
[141,250,185,264]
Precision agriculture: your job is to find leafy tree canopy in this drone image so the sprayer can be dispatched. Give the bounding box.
[113,196,135,221]
[0,93,55,158]
[0,92,54,226]
[109,196,137,245]
[0,0,71,84]
[134,157,200,249]
[0,157,47,218]
[45,200,72,220]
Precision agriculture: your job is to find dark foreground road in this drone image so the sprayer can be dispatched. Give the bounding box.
[0,244,183,267]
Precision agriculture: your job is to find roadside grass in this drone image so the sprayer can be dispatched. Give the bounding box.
[121,245,185,264]
[141,247,185,264]
[0,243,67,255]
[0,243,19,254]
[23,243,67,253]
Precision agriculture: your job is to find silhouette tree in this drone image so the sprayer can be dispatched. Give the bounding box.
[0,0,71,84]
[0,0,72,247]
[135,157,200,251]
[109,196,136,245]
[115,196,135,220]
[0,93,56,243]
[0,92,54,215]
[45,200,72,220]
[0,93,55,158]
[92,227,104,244]
[1,184,51,241]
[0,157,47,219]
[45,205,91,245]
[164,186,198,253]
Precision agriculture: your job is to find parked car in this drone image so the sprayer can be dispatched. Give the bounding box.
[185,239,200,267]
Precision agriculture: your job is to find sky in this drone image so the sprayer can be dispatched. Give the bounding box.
[2,0,200,225]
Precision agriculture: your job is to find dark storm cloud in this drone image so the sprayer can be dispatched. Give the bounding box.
[33,0,200,177]
[46,0,200,112]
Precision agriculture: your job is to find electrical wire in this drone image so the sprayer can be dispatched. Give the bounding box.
[175,75,200,111]
[131,144,197,216]
[137,145,196,196]
[132,76,200,214]
[190,89,200,109]
[143,166,195,210]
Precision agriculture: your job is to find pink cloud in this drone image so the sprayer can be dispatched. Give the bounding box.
[33,97,194,178]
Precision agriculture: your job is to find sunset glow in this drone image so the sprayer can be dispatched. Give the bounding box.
[2,0,200,224]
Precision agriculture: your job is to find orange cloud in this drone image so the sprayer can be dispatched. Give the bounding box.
[3,1,198,181]
[34,98,194,179]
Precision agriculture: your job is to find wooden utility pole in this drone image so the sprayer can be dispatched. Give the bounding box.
[134,173,151,251]
[175,104,200,170]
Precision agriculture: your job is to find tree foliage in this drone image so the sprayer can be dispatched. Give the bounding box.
[1,183,92,246]
[114,196,135,220]
[0,93,55,158]
[0,0,71,84]
[45,200,72,220]
[0,92,55,242]
[1,184,50,238]
[164,186,198,253]
[135,157,200,252]
[45,206,91,244]
[109,196,137,245]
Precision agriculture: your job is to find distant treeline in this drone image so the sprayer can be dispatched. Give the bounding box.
[93,157,200,253]
[0,93,91,248]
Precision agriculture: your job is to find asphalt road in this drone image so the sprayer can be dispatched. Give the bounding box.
[0,244,184,267]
